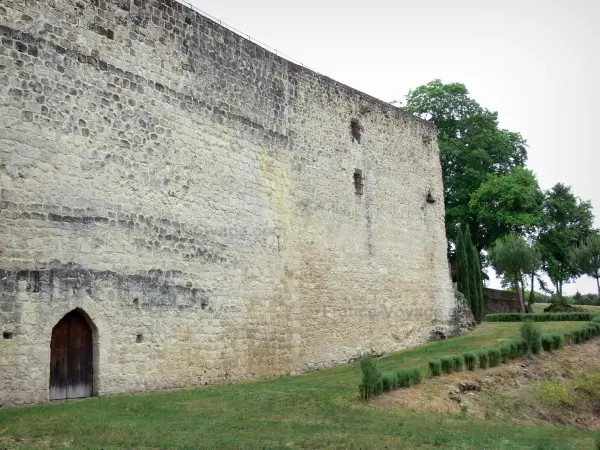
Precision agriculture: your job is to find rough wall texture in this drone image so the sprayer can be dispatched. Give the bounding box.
[483,288,521,314]
[0,0,457,406]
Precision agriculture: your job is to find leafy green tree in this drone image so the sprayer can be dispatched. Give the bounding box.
[538,184,595,297]
[469,167,544,248]
[489,233,537,313]
[404,80,527,251]
[570,233,600,296]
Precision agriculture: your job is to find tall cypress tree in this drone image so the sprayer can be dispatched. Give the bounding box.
[470,243,484,322]
[464,225,478,319]
[464,225,485,323]
[455,227,470,308]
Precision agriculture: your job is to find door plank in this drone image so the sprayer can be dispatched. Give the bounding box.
[67,312,93,398]
[49,318,68,400]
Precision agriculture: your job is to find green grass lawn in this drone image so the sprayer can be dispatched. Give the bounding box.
[1,322,597,449]
[531,303,600,313]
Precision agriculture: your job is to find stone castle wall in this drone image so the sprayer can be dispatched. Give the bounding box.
[0,0,457,406]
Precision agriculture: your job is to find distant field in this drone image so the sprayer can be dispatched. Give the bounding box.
[1,321,597,449]
[532,302,600,313]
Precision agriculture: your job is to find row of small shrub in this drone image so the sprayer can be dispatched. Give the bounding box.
[429,322,600,377]
[541,333,565,351]
[360,321,600,400]
[381,367,422,392]
[428,338,537,376]
[564,322,600,344]
[359,355,423,401]
[486,312,597,322]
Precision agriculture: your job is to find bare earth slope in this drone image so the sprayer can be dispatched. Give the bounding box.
[373,338,600,430]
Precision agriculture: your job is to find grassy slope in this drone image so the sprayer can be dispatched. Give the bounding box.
[531,303,600,313]
[0,322,597,449]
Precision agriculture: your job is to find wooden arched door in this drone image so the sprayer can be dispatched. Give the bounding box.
[50,310,93,400]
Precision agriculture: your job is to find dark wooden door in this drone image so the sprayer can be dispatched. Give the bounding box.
[49,316,68,400]
[50,311,93,400]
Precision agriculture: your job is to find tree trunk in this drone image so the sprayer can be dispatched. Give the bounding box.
[519,275,526,302]
[514,272,525,314]
[552,280,563,301]
[596,277,600,297]
[528,272,535,312]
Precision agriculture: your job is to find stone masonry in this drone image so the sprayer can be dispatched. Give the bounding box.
[0,0,458,406]
[483,288,521,314]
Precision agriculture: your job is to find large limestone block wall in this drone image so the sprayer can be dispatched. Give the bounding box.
[0,0,457,406]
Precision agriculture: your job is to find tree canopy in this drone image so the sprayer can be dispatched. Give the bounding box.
[489,233,538,313]
[404,79,527,251]
[469,167,543,249]
[403,79,597,299]
[538,183,595,296]
[569,233,600,296]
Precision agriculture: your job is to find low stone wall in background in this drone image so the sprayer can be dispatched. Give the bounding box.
[483,288,521,314]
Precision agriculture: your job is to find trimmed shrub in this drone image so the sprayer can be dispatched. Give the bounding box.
[395,369,411,388]
[587,326,595,337]
[485,313,523,322]
[580,327,588,341]
[440,357,454,375]
[486,312,596,322]
[452,355,464,372]
[573,329,584,344]
[564,332,573,345]
[478,350,489,369]
[582,327,591,341]
[541,334,553,352]
[500,344,510,363]
[409,367,423,385]
[488,348,501,367]
[506,340,519,359]
[464,352,477,371]
[429,360,442,377]
[381,372,396,392]
[359,355,382,401]
[391,367,423,388]
[517,338,529,356]
[551,333,564,350]
[379,367,425,392]
[520,321,542,356]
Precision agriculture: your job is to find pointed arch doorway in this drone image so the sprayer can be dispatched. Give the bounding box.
[50,310,94,400]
